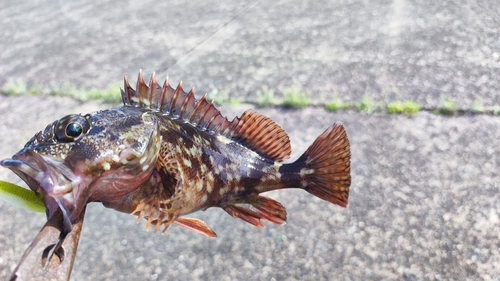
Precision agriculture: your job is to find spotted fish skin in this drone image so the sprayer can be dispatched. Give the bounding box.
[0,71,351,236]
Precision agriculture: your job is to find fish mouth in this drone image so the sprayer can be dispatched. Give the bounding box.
[0,150,83,231]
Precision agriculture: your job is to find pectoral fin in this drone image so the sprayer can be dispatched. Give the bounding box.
[222,195,287,227]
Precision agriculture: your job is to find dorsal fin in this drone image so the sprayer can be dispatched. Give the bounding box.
[121,71,291,161]
[220,109,291,161]
[122,70,231,131]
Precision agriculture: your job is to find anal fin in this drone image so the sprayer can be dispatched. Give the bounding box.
[222,195,287,227]
[173,217,217,237]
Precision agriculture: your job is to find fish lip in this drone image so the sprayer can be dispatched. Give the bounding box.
[0,150,73,194]
[0,150,77,228]
[0,158,43,193]
[0,152,50,196]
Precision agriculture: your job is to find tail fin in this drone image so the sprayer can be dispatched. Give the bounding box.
[295,122,351,207]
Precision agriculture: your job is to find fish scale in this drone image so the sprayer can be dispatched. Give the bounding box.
[0,70,351,237]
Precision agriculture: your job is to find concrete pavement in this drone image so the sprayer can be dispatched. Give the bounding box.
[0,0,499,280]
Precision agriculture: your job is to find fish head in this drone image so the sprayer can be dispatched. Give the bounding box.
[0,108,161,230]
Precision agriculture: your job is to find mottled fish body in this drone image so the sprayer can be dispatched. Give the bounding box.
[1,71,351,236]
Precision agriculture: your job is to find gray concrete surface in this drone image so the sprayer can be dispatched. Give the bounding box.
[0,0,499,280]
[1,0,500,109]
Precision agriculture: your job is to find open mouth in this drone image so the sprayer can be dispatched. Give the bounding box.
[0,150,78,231]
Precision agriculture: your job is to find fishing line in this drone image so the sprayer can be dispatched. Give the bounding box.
[165,0,264,71]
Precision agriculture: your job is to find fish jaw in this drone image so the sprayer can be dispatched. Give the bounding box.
[0,150,91,231]
[0,114,163,230]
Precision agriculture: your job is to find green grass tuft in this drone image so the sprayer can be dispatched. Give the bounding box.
[282,87,310,108]
[1,79,27,96]
[435,97,456,115]
[356,95,377,113]
[386,100,420,115]
[493,105,500,115]
[471,99,484,113]
[67,86,122,103]
[442,100,455,111]
[3,79,499,117]
[207,88,240,106]
[1,79,122,103]
[256,86,280,106]
[326,98,349,111]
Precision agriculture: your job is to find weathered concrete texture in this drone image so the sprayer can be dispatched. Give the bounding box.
[1,0,500,109]
[1,0,500,280]
[0,95,498,280]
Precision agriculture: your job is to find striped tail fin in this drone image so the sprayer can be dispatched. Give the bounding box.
[294,123,351,207]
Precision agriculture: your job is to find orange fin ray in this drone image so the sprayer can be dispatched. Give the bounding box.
[132,198,161,231]
[223,195,287,227]
[173,217,217,237]
[147,212,179,233]
[122,72,291,161]
[222,109,291,161]
[297,122,351,207]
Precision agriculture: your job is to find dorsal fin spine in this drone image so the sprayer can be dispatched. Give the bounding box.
[136,70,148,107]
[179,88,195,121]
[149,72,164,111]
[149,72,155,108]
[202,105,221,131]
[188,94,207,125]
[196,97,216,128]
[213,118,225,133]
[122,74,132,105]
[170,82,183,118]
[161,77,171,114]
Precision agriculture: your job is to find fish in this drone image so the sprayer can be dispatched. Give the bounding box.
[0,71,351,237]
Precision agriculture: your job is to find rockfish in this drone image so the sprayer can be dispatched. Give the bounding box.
[0,71,351,237]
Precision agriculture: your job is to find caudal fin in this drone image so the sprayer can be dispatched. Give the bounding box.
[295,122,351,207]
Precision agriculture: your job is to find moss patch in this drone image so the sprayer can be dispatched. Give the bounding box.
[1,79,121,103]
[282,87,310,108]
[386,100,420,116]
[2,79,500,116]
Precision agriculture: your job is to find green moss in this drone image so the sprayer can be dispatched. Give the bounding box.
[356,95,377,113]
[471,99,484,113]
[326,98,349,111]
[1,79,27,96]
[67,86,121,103]
[493,105,500,115]
[386,100,420,115]
[3,79,499,118]
[435,97,456,115]
[282,87,310,108]
[1,79,122,103]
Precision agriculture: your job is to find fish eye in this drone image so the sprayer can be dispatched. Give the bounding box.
[66,123,83,138]
[54,115,91,142]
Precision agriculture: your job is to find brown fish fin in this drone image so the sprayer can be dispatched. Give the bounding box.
[121,71,232,131]
[292,122,351,207]
[147,212,180,233]
[217,109,292,161]
[132,200,173,233]
[222,195,287,227]
[122,72,291,160]
[132,196,180,233]
[173,217,217,237]
[122,70,163,109]
[157,143,180,180]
